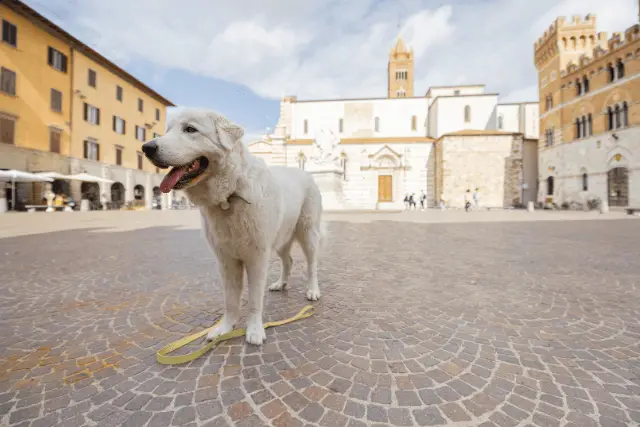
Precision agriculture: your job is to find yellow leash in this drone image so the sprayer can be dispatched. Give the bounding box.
[156,305,314,365]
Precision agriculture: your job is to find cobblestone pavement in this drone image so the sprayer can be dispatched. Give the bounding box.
[0,212,639,426]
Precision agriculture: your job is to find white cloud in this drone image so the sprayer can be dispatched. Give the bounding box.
[29,0,638,103]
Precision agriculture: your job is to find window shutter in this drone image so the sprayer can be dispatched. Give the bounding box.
[142,128,146,141]
[123,120,126,135]
[112,116,116,131]
[83,140,88,158]
[61,54,68,73]
[96,108,100,125]
[47,47,53,66]
[96,144,100,161]
[83,103,88,121]
[11,24,16,46]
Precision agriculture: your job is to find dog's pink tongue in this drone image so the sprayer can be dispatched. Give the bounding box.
[160,168,186,193]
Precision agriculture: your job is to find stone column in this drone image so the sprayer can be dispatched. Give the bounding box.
[145,173,152,210]
[125,169,134,205]
[0,182,7,213]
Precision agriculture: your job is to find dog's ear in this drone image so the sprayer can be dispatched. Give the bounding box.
[212,114,244,150]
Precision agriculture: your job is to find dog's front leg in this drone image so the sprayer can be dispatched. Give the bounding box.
[244,252,269,345]
[207,254,243,341]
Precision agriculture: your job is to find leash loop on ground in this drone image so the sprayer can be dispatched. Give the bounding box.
[156,305,314,365]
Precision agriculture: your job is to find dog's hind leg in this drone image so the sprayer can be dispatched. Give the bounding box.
[269,238,294,292]
[207,254,243,341]
[296,221,321,301]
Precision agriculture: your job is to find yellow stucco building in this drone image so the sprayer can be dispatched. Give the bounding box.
[535,13,640,207]
[0,0,175,210]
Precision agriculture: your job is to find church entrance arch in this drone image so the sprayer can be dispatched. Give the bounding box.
[607,167,629,207]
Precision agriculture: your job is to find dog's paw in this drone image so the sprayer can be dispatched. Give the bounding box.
[268,280,286,292]
[245,322,266,346]
[206,319,234,341]
[306,288,321,301]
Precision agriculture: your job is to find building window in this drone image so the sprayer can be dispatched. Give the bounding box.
[135,125,146,141]
[395,70,407,80]
[607,107,614,130]
[2,20,17,47]
[50,89,62,112]
[303,119,308,134]
[616,59,624,79]
[587,114,592,137]
[374,116,380,132]
[498,114,504,130]
[116,85,123,102]
[583,76,589,93]
[49,128,61,153]
[0,115,15,145]
[614,105,621,129]
[0,67,16,96]
[138,98,143,112]
[607,63,615,82]
[464,105,471,123]
[338,118,343,133]
[622,102,629,127]
[83,140,99,161]
[576,79,582,96]
[155,108,160,121]
[454,90,460,96]
[545,128,554,146]
[83,103,100,125]
[582,173,588,191]
[116,147,123,166]
[547,176,554,196]
[47,47,68,73]
[113,116,126,134]
[575,118,582,139]
[88,69,97,88]
[411,115,417,131]
[397,89,406,97]
[137,152,143,170]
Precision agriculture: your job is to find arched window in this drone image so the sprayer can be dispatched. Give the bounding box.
[497,114,504,130]
[622,102,629,127]
[616,59,625,79]
[583,76,589,93]
[464,105,471,123]
[607,107,614,130]
[575,118,581,139]
[607,63,615,82]
[582,173,588,191]
[614,104,621,129]
[374,116,380,132]
[581,116,587,138]
[576,80,582,96]
[587,114,593,136]
[547,176,554,196]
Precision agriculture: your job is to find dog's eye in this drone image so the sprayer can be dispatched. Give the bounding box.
[184,125,197,133]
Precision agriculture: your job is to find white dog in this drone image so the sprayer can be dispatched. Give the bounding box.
[141,109,324,345]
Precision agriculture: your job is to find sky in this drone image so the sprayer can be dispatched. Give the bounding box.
[26,0,637,142]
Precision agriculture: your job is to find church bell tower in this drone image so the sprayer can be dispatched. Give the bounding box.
[388,36,414,98]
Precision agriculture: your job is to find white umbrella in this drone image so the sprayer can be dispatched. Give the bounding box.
[0,170,54,212]
[35,171,70,180]
[65,173,114,184]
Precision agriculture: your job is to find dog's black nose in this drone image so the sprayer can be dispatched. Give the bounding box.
[141,141,158,158]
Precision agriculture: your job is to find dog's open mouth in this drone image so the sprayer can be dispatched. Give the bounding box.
[160,156,209,193]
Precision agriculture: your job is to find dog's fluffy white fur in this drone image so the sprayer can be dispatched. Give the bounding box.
[147,108,324,345]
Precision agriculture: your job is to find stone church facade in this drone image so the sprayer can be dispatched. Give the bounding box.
[249,38,539,210]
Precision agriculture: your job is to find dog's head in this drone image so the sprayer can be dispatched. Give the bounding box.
[141,109,244,193]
